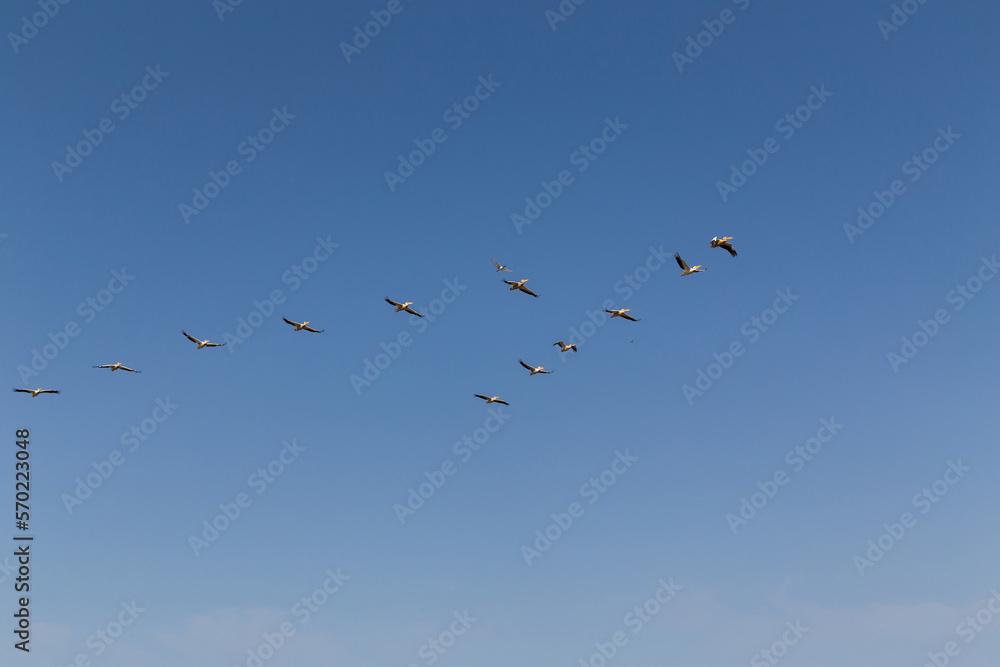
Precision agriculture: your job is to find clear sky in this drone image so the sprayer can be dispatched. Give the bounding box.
[3,0,999,665]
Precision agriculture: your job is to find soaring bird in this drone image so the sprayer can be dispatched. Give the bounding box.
[183,331,227,348]
[503,279,538,297]
[474,394,510,406]
[385,298,423,317]
[519,359,553,375]
[675,253,706,276]
[605,308,640,322]
[710,236,737,257]
[491,258,512,272]
[13,388,59,397]
[283,318,324,333]
[553,341,577,353]
[93,362,141,373]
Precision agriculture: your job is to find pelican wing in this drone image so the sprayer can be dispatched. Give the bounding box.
[622,313,640,322]
[203,341,226,347]
[503,280,516,287]
[283,317,300,327]
[13,388,32,394]
[719,241,737,257]
[120,366,141,373]
[518,285,539,297]
[39,389,60,394]
[385,297,402,308]
[674,253,690,271]
[93,364,113,369]
[303,326,324,333]
[182,330,202,344]
[403,305,423,317]
[518,359,534,371]
[495,399,510,405]
[474,394,490,401]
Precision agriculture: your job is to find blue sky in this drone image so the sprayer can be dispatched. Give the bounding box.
[3,0,1000,665]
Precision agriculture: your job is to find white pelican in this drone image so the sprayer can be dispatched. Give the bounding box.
[491,258,512,272]
[13,388,60,397]
[93,363,141,373]
[503,279,538,297]
[385,298,423,317]
[183,331,227,348]
[710,236,737,257]
[519,359,553,375]
[604,308,640,322]
[675,253,706,276]
[553,341,577,353]
[283,318,324,333]
[474,394,510,406]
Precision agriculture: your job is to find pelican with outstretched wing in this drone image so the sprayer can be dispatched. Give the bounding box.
[13,388,60,397]
[283,318,324,333]
[519,359,553,375]
[474,394,510,406]
[710,236,737,257]
[503,279,538,297]
[675,253,706,276]
[183,331,227,348]
[385,298,423,317]
[553,341,577,353]
[605,308,640,322]
[93,362,141,373]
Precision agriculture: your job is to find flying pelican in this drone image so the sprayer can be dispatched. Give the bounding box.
[710,236,737,257]
[553,341,577,353]
[93,363,141,373]
[605,308,640,322]
[519,359,553,375]
[675,253,706,276]
[474,394,510,406]
[491,258,512,272]
[13,388,60,397]
[503,279,538,297]
[182,331,227,348]
[385,298,423,317]
[283,318,324,333]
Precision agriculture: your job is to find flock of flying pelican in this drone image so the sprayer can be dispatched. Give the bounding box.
[12,237,737,400]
